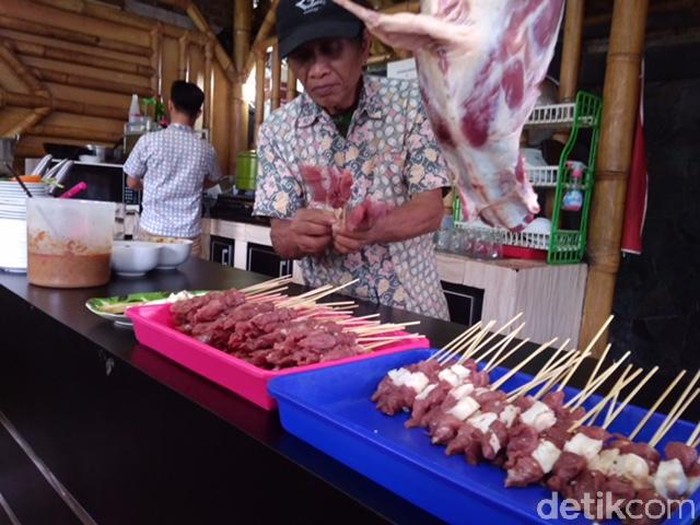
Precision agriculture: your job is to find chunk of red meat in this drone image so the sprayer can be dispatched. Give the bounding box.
[664,442,699,472]
[505,456,543,487]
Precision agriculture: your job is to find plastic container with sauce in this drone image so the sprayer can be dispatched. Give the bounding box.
[27,199,116,288]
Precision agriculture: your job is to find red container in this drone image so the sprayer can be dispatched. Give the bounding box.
[127,304,430,410]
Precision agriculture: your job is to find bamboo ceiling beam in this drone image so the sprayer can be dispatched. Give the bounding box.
[580,0,649,356]
[27,124,121,143]
[32,68,153,98]
[4,107,50,138]
[0,0,151,48]
[1,89,126,120]
[0,14,151,57]
[234,0,252,76]
[558,0,585,103]
[10,40,154,77]
[244,0,280,79]
[0,40,47,96]
[183,1,236,82]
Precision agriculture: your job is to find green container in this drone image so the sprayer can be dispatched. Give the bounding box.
[236,150,258,191]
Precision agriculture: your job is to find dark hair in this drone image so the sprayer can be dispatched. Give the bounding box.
[170,80,204,120]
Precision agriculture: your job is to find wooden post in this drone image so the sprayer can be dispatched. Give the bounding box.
[270,44,282,111]
[254,50,266,145]
[580,0,649,356]
[233,0,252,74]
[204,40,213,128]
[179,32,189,80]
[286,66,297,102]
[558,0,585,103]
[244,0,279,78]
[150,24,163,97]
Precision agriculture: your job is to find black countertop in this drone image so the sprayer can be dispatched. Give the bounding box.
[0,259,462,525]
[1,259,697,525]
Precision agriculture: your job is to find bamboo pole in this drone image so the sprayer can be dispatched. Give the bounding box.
[0,14,151,57]
[234,0,252,75]
[580,0,649,356]
[558,0,585,103]
[4,90,126,120]
[286,66,297,102]
[204,40,213,128]
[33,68,153,97]
[254,50,266,145]
[0,41,47,95]
[179,32,189,80]
[11,40,155,76]
[27,124,120,143]
[244,0,279,79]
[183,2,236,82]
[150,24,162,97]
[5,107,50,137]
[270,44,282,112]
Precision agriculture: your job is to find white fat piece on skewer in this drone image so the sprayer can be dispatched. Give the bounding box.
[611,453,652,490]
[519,400,557,433]
[438,363,472,387]
[499,404,521,428]
[531,440,562,475]
[688,460,700,495]
[387,368,430,393]
[564,432,605,461]
[446,385,484,421]
[654,458,689,499]
[588,448,621,476]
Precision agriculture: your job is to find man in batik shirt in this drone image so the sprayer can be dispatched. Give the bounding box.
[253,0,451,320]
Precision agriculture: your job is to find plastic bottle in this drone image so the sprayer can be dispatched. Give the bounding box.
[561,160,585,230]
[128,94,141,123]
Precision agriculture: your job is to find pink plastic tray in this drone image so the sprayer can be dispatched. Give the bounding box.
[127,304,430,410]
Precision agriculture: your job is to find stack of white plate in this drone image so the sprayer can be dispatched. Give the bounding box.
[0,180,50,273]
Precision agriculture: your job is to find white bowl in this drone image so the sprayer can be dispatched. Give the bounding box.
[111,240,161,277]
[155,239,193,270]
[78,154,102,163]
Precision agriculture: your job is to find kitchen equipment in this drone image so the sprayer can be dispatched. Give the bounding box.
[27,198,115,288]
[269,349,700,525]
[34,155,54,177]
[154,239,192,270]
[43,142,91,160]
[85,144,108,162]
[235,150,258,191]
[127,303,430,410]
[111,240,161,277]
[0,135,19,176]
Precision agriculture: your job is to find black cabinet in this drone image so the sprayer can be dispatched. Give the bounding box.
[441,281,484,326]
[246,242,292,278]
[210,235,235,267]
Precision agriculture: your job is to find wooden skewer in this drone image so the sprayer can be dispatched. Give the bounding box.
[286,279,360,306]
[315,301,357,308]
[603,366,659,429]
[686,421,700,447]
[569,365,642,432]
[240,275,293,293]
[357,334,424,342]
[649,387,700,447]
[564,350,630,409]
[556,347,587,392]
[693,438,699,448]
[486,338,531,374]
[434,323,486,364]
[245,286,290,299]
[506,345,579,400]
[489,338,557,391]
[583,340,612,392]
[534,350,591,400]
[467,313,524,361]
[648,369,700,446]
[462,320,497,360]
[627,369,687,440]
[350,321,421,336]
[483,325,527,371]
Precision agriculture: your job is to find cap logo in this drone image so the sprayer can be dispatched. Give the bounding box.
[295,0,326,14]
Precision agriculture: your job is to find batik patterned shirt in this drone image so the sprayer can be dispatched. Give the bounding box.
[253,75,451,320]
[124,124,222,238]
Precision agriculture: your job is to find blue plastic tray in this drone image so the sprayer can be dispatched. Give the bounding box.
[269,349,699,525]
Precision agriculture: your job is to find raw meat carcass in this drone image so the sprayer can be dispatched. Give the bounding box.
[333,0,565,231]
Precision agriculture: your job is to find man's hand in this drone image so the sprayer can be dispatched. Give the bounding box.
[271,209,336,259]
[333,225,375,255]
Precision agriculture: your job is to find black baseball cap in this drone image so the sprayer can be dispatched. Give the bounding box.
[276,0,370,58]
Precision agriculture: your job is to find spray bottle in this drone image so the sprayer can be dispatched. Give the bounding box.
[561,160,586,230]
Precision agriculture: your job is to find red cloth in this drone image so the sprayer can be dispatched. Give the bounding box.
[621,66,648,255]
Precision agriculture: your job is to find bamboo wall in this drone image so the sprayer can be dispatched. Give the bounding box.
[0,0,236,174]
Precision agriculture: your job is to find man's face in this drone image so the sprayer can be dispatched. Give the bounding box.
[287,33,370,115]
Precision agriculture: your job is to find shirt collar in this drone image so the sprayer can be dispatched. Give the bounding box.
[296,75,384,129]
[169,123,193,131]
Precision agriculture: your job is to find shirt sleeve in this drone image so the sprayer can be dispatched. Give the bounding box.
[206,146,223,182]
[403,93,453,195]
[252,120,304,219]
[123,135,148,179]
